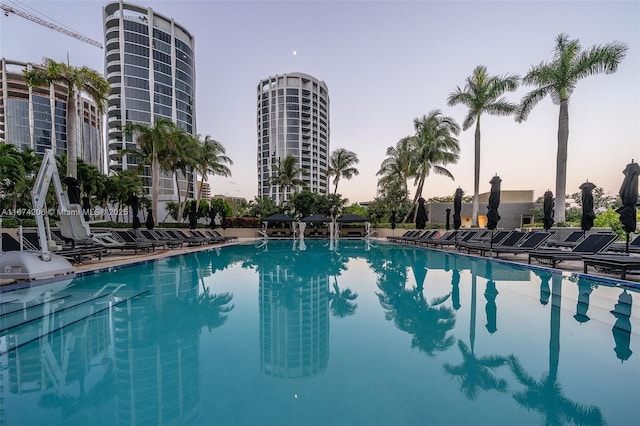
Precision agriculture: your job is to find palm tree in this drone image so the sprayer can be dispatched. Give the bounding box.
[516,34,627,223]
[377,136,413,206]
[327,148,359,194]
[406,111,461,222]
[123,119,180,226]
[269,155,308,205]
[194,135,233,200]
[447,65,519,227]
[23,58,109,179]
[163,129,200,221]
[0,143,27,212]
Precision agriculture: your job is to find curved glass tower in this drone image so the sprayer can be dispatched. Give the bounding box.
[103,2,196,201]
[257,72,330,203]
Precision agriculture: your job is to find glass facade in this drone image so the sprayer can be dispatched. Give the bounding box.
[0,59,103,171]
[257,73,330,203]
[104,1,196,199]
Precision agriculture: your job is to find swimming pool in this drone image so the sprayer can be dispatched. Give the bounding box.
[0,239,638,425]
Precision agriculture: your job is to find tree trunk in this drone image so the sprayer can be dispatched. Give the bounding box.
[66,90,78,178]
[152,152,159,226]
[175,173,183,222]
[555,100,569,224]
[472,119,481,227]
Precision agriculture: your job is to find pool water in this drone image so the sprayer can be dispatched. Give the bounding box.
[0,239,638,425]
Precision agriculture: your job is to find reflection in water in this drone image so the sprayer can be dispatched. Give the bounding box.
[574,278,594,324]
[0,255,234,424]
[611,290,633,362]
[509,274,605,425]
[252,240,356,379]
[0,241,637,424]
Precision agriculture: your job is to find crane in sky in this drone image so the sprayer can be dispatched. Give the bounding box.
[1,2,103,49]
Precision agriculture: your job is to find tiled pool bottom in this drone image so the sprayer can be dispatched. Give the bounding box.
[0,240,638,425]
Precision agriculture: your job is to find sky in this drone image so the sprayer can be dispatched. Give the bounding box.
[1,0,638,204]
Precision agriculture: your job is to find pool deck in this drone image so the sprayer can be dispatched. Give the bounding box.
[1,237,639,286]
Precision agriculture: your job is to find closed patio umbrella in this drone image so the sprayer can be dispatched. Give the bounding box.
[579,181,596,233]
[542,190,554,231]
[189,201,197,229]
[130,195,141,229]
[209,204,218,229]
[453,188,463,230]
[487,175,501,231]
[453,188,463,246]
[145,208,154,229]
[445,208,451,231]
[416,197,428,229]
[616,161,640,252]
[390,210,396,230]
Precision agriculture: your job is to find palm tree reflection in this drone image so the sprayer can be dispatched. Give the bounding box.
[508,274,605,425]
[443,260,509,400]
[376,251,456,356]
[330,278,358,318]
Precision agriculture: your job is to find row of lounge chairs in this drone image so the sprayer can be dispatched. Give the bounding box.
[388,228,640,280]
[1,228,238,264]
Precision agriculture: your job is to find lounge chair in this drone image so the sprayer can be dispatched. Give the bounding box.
[486,231,552,258]
[546,230,585,248]
[432,230,487,249]
[164,229,205,246]
[387,230,417,242]
[528,233,619,268]
[207,230,238,242]
[418,230,459,247]
[458,230,514,253]
[582,254,640,280]
[138,229,183,248]
[189,229,224,244]
[401,230,438,244]
[111,230,156,253]
[17,230,103,263]
[606,234,640,254]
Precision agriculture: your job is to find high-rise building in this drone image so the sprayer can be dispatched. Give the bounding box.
[257,73,330,202]
[0,58,105,172]
[103,2,196,204]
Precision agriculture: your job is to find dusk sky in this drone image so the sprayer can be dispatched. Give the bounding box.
[1,0,638,204]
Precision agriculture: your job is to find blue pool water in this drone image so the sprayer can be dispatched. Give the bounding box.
[0,239,638,425]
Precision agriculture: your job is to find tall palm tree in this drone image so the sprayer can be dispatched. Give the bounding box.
[327,148,359,194]
[269,155,308,204]
[377,136,413,203]
[163,129,200,221]
[406,111,461,222]
[194,135,233,200]
[447,65,519,227]
[516,34,627,223]
[23,58,109,179]
[123,119,180,226]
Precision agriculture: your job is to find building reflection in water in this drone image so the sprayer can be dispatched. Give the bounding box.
[1,253,233,425]
[258,241,331,379]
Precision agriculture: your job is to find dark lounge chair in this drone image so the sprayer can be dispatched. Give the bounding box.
[582,254,640,280]
[458,230,514,253]
[528,233,619,268]
[139,229,183,248]
[418,230,459,247]
[164,229,205,246]
[18,230,103,263]
[486,231,553,258]
[607,234,640,254]
[111,230,156,253]
[546,230,585,248]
